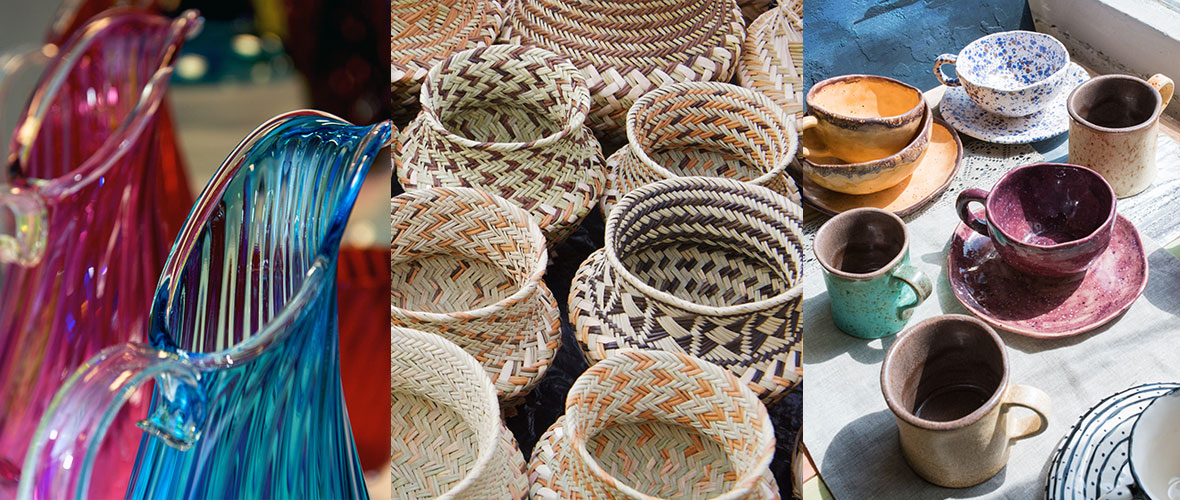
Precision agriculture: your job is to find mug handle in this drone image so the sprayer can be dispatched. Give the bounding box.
[955,188,991,237]
[1148,73,1174,108]
[797,115,817,158]
[933,54,961,87]
[18,343,207,500]
[890,264,932,320]
[1003,384,1052,441]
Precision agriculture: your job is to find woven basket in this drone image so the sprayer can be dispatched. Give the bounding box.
[499,0,745,140]
[601,81,801,216]
[397,44,604,245]
[528,349,779,499]
[391,326,528,499]
[391,187,561,404]
[739,3,805,119]
[390,0,504,120]
[570,176,804,402]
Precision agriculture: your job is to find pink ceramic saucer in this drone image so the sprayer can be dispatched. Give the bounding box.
[947,215,1148,338]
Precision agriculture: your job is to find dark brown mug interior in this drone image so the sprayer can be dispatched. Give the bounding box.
[889,320,1004,422]
[989,165,1113,246]
[815,210,905,275]
[1071,76,1159,129]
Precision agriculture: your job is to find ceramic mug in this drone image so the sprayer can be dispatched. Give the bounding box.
[934,30,1070,117]
[881,314,1051,488]
[956,163,1116,277]
[1068,73,1175,198]
[1128,389,1180,500]
[813,208,932,339]
[801,74,927,163]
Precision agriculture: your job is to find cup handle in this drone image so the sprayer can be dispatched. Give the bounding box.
[933,54,961,87]
[1148,73,1174,108]
[18,343,207,499]
[0,184,47,266]
[1002,384,1052,441]
[955,188,991,237]
[797,115,817,158]
[890,264,932,320]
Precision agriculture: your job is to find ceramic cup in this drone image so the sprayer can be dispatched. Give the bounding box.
[1068,73,1175,198]
[934,30,1070,117]
[955,163,1116,277]
[1130,389,1180,500]
[813,208,932,339]
[881,314,1051,488]
[801,74,927,163]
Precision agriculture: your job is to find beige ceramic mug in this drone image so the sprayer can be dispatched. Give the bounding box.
[881,314,1051,488]
[1067,73,1174,198]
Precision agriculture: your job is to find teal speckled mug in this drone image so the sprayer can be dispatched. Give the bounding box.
[814,208,932,339]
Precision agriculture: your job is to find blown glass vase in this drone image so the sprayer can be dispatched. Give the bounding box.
[18,110,393,499]
[0,10,199,497]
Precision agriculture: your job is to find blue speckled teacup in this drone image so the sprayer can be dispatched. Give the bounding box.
[814,208,932,339]
[934,31,1070,118]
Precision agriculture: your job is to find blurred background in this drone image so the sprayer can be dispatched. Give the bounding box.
[0,0,391,497]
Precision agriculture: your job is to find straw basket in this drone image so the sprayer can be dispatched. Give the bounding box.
[570,176,804,402]
[391,326,528,499]
[397,44,604,245]
[738,3,805,119]
[601,81,801,216]
[391,187,561,405]
[499,0,745,140]
[390,0,504,120]
[528,349,779,499]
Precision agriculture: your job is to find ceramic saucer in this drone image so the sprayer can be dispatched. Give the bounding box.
[528,416,780,499]
[1046,383,1180,500]
[941,62,1090,144]
[947,215,1147,338]
[795,117,963,217]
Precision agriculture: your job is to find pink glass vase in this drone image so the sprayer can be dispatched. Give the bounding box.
[0,9,200,498]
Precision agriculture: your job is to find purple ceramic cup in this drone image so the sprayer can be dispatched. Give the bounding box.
[955,163,1116,277]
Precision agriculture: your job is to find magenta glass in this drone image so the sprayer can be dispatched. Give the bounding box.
[0,9,200,498]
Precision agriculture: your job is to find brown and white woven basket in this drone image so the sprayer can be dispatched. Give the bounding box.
[391,0,504,120]
[528,349,779,499]
[570,176,804,402]
[738,3,805,119]
[391,326,528,499]
[499,0,746,140]
[601,81,801,216]
[391,187,561,405]
[397,44,604,245]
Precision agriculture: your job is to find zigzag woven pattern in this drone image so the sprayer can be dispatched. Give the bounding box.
[527,350,778,499]
[391,187,561,403]
[391,326,528,499]
[397,44,604,245]
[738,3,805,119]
[499,0,745,139]
[570,177,804,402]
[391,0,503,115]
[601,81,801,218]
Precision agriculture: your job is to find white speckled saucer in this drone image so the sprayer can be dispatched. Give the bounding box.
[942,62,1089,144]
[1045,383,1180,500]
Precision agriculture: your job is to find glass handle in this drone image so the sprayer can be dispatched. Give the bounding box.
[0,44,53,148]
[18,343,207,500]
[0,185,47,266]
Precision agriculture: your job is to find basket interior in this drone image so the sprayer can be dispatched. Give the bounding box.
[391,255,518,312]
[588,421,738,497]
[632,90,792,182]
[428,49,581,143]
[390,393,480,497]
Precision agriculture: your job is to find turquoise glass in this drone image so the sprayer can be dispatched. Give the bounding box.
[18,110,393,499]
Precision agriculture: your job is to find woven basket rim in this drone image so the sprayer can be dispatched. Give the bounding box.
[564,349,776,500]
[390,186,550,322]
[602,176,803,317]
[623,81,798,185]
[417,44,592,152]
[391,326,505,496]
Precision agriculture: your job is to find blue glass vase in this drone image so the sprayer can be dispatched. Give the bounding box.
[18,110,393,499]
